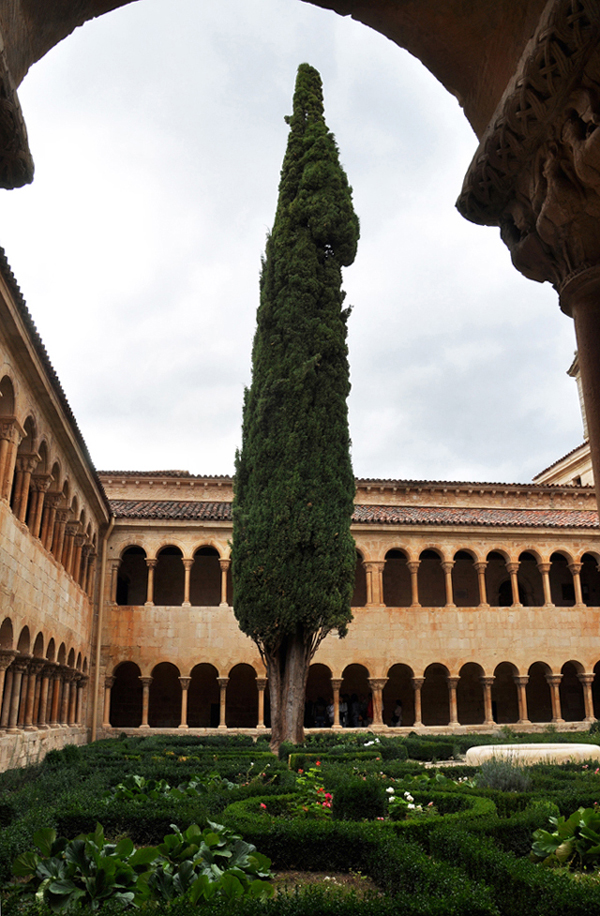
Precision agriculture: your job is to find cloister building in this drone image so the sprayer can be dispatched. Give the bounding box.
[1,246,600,769]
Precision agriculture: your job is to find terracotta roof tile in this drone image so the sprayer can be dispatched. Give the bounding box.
[110,500,599,529]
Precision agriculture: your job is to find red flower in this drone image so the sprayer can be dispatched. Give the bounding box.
[260,803,267,809]
[316,761,321,766]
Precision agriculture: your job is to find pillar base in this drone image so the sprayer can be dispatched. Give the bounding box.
[178,724,189,730]
[256,724,267,731]
[217,724,227,731]
[478,603,490,609]
[144,601,154,607]
[331,724,342,731]
[219,602,228,608]
[139,724,150,729]
[410,603,421,609]
[517,719,531,726]
[24,725,38,732]
[551,718,565,724]
[182,602,191,608]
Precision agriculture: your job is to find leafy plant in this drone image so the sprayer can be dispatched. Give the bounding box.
[477,757,531,792]
[106,772,237,803]
[290,763,333,819]
[531,804,600,869]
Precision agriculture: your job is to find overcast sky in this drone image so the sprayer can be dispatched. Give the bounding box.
[0,0,582,484]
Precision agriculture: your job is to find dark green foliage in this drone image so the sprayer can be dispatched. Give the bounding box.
[477,757,532,792]
[332,777,387,821]
[231,64,358,687]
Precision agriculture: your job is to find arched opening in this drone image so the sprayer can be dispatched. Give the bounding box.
[418,550,445,607]
[351,550,367,607]
[111,662,143,727]
[452,551,478,607]
[117,546,148,606]
[189,547,221,606]
[0,617,13,649]
[226,664,257,727]
[581,554,600,607]
[421,663,449,726]
[341,664,370,727]
[16,626,30,656]
[517,552,542,606]
[46,638,56,662]
[67,648,75,669]
[383,663,413,726]
[153,546,184,606]
[305,663,332,727]
[0,375,15,416]
[492,662,519,723]
[149,662,181,727]
[560,661,585,722]
[497,578,527,606]
[549,552,574,606]
[188,663,219,728]
[457,662,484,724]
[32,632,44,658]
[57,643,66,666]
[526,661,552,723]
[383,549,411,607]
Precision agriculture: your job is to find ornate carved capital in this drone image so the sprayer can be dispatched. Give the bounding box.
[44,492,62,510]
[458,1,600,295]
[0,417,24,444]
[31,474,52,493]
[219,558,231,572]
[16,453,39,474]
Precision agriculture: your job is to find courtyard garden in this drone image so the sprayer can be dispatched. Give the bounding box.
[2,731,600,913]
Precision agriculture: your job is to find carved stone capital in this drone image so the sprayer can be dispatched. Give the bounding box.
[31,474,52,493]
[16,453,39,474]
[0,417,24,444]
[505,562,520,575]
[44,492,62,510]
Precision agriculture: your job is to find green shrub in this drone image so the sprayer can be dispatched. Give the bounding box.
[477,757,531,792]
[332,778,386,821]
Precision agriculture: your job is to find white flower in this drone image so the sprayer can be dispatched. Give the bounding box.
[386,787,395,794]
[404,792,414,802]
[364,741,374,747]
[407,803,415,810]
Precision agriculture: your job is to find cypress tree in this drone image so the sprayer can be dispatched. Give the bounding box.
[231,63,359,750]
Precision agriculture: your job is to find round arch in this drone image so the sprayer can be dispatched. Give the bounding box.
[188,663,219,728]
[457,662,484,724]
[418,549,445,608]
[154,546,184,606]
[306,663,332,727]
[421,662,449,726]
[527,661,552,723]
[383,549,411,607]
[117,545,148,606]
[111,661,142,727]
[190,546,221,607]
[383,663,413,726]
[560,660,585,722]
[341,664,370,727]
[149,662,181,727]
[226,664,257,728]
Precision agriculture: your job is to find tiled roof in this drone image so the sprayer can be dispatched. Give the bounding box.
[99,470,232,480]
[110,500,599,529]
[532,442,590,479]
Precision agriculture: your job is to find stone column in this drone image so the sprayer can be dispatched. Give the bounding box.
[363,561,374,606]
[60,671,73,725]
[49,671,62,727]
[76,676,88,725]
[0,666,13,728]
[366,562,385,606]
[85,552,97,597]
[256,676,268,729]
[72,535,85,584]
[505,562,522,607]
[102,676,115,728]
[474,561,489,606]
[480,676,496,726]
[578,673,596,723]
[13,453,39,523]
[178,677,191,728]
[368,677,388,728]
[109,559,120,604]
[0,650,15,730]
[568,563,585,607]
[217,677,229,730]
[28,474,51,537]
[182,559,194,607]
[536,562,553,607]
[331,677,342,729]
[0,419,23,500]
[441,561,456,607]
[37,665,54,728]
[68,675,79,725]
[545,673,564,724]
[411,676,424,728]
[7,659,28,733]
[40,492,61,550]
[145,559,157,606]
[513,675,530,726]
[139,677,152,728]
[51,509,69,562]
[447,675,459,726]
[407,561,421,607]
[219,559,230,606]
[62,524,79,576]
[24,660,44,730]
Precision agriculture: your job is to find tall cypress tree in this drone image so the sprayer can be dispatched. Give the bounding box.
[232,63,359,750]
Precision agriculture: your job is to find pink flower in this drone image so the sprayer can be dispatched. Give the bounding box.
[298,769,303,774]
[316,761,321,766]
[260,803,267,809]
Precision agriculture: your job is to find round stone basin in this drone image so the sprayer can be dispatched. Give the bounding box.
[465,743,600,766]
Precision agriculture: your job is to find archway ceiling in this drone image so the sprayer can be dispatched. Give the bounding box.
[0,0,549,187]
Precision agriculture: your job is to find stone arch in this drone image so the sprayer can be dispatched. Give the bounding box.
[517,551,543,606]
[36,439,49,474]
[452,550,479,607]
[457,662,485,724]
[418,549,445,607]
[421,662,450,726]
[46,638,56,662]
[57,642,66,665]
[153,545,184,606]
[0,374,15,416]
[111,661,142,727]
[351,549,367,607]
[549,551,575,606]
[485,550,510,606]
[581,553,600,607]
[306,663,332,727]
[492,661,519,723]
[67,647,75,668]
[16,625,30,655]
[83,657,88,674]
[188,663,219,728]
[0,617,13,649]
[76,652,82,670]
[341,663,370,726]
[383,663,413,726]
[226,663,257,728]
[149,661,181,727]
[560,660,585,722]
[190,546,221,607]
[527,661,552,723]
[383,549,411,607]
[117,545,148,606]
[32,632,44,658]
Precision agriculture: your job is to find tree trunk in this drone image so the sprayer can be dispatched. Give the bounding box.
[264,629,312,753]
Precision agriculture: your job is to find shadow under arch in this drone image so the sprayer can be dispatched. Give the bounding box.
[527,661,552,723]
[383,663,413,726]
[117,546,147,606]
[188,663,219,728]
[492,661,519,724]
[383,549,411,607]
[226,664,257,728]
[456,662,484,724]
[149,662,181,727]
[306,663,332,727]
[341,663,370,727]
[111,661,142,727]
[560,660,585,722]
[421,663,450,726]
